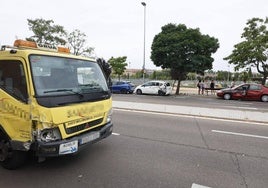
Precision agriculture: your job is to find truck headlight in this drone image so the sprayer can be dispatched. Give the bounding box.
[106,108,113,123]
[40,128,61,142]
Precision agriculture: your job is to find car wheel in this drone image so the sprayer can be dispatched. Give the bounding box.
[223,93,231,100]
[158,90,165,96]
[120,89,127,94]
[261,95,268,102]
[136,89,142,95]
[0,135,27,170]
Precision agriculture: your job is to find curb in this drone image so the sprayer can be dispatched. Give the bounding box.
[113,101,268,124]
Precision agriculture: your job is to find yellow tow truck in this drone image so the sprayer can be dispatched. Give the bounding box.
[0,40,113,169]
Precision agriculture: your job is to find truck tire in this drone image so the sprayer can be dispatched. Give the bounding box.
[0,136,27,170]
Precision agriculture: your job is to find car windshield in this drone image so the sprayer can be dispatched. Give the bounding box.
[30,55,108,96]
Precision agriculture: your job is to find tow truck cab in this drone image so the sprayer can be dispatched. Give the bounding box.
[0,40,113,169]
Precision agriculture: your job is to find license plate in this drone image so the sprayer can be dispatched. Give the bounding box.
[80,132,100,144]
[59,140,78,155]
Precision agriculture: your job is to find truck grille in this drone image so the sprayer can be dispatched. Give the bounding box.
[65,118,103,134]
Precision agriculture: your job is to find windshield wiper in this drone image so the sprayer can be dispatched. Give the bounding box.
[79,84,104,92]
[79,83,100,88]
[44,89,84,98]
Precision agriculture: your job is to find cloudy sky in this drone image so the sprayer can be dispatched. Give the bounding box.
[1,0,267,71]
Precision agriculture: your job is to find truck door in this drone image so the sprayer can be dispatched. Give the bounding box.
[0,59,32,143]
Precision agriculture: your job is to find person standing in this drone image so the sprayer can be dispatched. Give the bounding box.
[210,80,215,94]
[197,80,201,95]
[201,80,205,95]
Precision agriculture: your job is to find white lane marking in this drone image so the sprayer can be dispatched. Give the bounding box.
[221,106,258,110]
[112,132,120,136]
[192,183,211,188]
[236,107,258,110]
[113,108,268,126]
[212,130,268,140]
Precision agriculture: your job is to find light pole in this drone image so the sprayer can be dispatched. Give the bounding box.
[141,2,146,83]
[227,64,230,82]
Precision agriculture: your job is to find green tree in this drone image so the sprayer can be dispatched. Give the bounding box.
[108,56,128,81]
[186,72,196,80]
[233,72,240,81]
[151,23,219,94]
[149,70,171,80]
[224,17,268,85]
[133,70,143,79]
[67,29,94,56]
[26,18,66,45]
[216,71,229,81]
[240,71,249,83]
[152,71,157,79]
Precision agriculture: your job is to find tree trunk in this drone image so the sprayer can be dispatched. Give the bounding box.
[262,75,267,85]
[175,79,181,95]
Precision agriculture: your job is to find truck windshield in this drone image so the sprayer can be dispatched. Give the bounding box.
[30,55,109,97]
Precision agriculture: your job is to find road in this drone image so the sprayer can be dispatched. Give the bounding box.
[113,109,268,188]
[112,94,268,123]
[0,106,268,188]
[111,94,268,113]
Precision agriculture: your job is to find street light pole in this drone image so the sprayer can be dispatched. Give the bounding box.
[141,2,146,83]
[228,64,230,82]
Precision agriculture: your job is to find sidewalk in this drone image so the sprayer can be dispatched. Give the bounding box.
[177,87,218,96]
[112,101,268,124]
[112,87,268,124]
[179,87,198,95]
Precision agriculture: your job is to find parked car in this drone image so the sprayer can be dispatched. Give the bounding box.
[216,83,268,102]
[110,81,135,94]
[215,83,223,89]
[134,80,172,96]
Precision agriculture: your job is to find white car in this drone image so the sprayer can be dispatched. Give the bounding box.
[134,80,172,96]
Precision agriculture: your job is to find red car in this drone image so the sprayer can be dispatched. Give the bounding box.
[216,83,268,102]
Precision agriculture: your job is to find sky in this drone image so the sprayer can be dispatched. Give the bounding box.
[1,0,267,72]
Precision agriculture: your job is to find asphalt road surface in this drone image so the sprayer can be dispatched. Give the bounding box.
[111,93,268,113]
[1,109,267,188]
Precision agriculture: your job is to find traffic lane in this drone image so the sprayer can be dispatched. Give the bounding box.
[238,156,268,187]
[0,140,119,188]
[113,109,208,149]
[0,132,245,188]
[199,118,268,158]
[113,110,268,187]
[114,109,268,158]
[108,133,244,188]
[205,98,268,112]
[200,120,268,187]
[0,112,267,188]
[111,94,268,112]
[114,110,268,187]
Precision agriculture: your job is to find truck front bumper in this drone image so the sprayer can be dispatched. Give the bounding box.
[35,122,113,157]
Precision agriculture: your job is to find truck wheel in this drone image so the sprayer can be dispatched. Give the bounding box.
[0,137,27,170]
